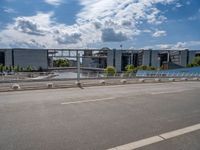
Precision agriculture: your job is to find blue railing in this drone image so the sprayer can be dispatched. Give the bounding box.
[136,67,200,77]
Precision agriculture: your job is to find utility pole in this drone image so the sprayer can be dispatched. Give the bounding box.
[76,51,80,84]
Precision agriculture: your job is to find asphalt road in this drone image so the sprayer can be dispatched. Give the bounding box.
[0,82,200,150]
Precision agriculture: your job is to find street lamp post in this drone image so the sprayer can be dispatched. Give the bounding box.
[76,51,81,84]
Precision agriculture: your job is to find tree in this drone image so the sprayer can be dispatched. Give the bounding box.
[125,65,137,74]
[105,66,116,76]
[187,56,200,67]
[53,59,69,67]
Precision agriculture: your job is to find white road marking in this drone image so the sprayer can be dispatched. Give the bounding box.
[106,123,200,150]
[61,97,115,105]
[160,123,200,139]
[107,136,163,150]
[151,89,188,95]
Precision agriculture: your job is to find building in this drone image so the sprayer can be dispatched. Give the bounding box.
[0,48,48,69]
[0,48,200,72]
[107,49,200,72]
[82,48,107,68]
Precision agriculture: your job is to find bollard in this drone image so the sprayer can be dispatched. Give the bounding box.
[120,79,127,84]
[99,80,106,85]
[155,78,161,82]
[169,78,175,82]
[12,84,21,90]
[75,81,81,86]
[192,77,199,81]
[47,83,54,88]
[181,78,188,81]
[138,78,145,83]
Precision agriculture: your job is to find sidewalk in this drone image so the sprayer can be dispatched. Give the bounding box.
[0,77,199,92]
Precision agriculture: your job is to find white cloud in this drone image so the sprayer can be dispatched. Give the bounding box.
[9,39,46,49]
[149,41,200,50]
[152,30,167,37]
[56,33,82,44]
[3,7,17,13]
[101,28,128,42]
[44,0,63,6]
[175,3,183,8]
[157,44,172,49]
[14,19,46,36]
[76,0,175,43]
[0,0,179,48]
[174,42,186,49]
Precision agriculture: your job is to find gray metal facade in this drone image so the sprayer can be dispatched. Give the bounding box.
[107,49,200,72]
[1,48,200,72]
[0,49,48,69]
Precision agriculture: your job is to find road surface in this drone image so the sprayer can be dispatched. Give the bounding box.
[0,82,200,150]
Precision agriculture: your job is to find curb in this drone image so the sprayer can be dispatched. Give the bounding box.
[0,79,199,93]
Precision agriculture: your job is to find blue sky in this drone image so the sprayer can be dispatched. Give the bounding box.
[0,0,200,49]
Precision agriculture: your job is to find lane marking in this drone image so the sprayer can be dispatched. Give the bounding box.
[61,88,193,105]
[160,123,200,139]
[151,89,188,95]
[107,136,163,150]
[107,123,200,150]
[61,97,115,105]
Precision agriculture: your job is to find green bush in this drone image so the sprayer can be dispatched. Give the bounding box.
[53,59,69,67]
[0,65,27,72]
[125,65,137,75]
[5,66,9,71]
[0,64,3,72]
[147,66,156,70]
[13,66,18,72]
[125,65,134,71]
[105,66,116,76]
[137,65,148,70]
[188,56,200,67]
[26,65,33,72]
[137,65,157,71]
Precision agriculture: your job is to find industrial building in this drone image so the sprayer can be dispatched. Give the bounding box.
[0,49,48,69]
[0,48,200,72]
[83,48,200,72]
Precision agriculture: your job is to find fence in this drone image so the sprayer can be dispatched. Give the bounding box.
[136,67,200,77]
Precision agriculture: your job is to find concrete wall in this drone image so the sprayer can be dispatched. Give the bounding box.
[13,49,48,69]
